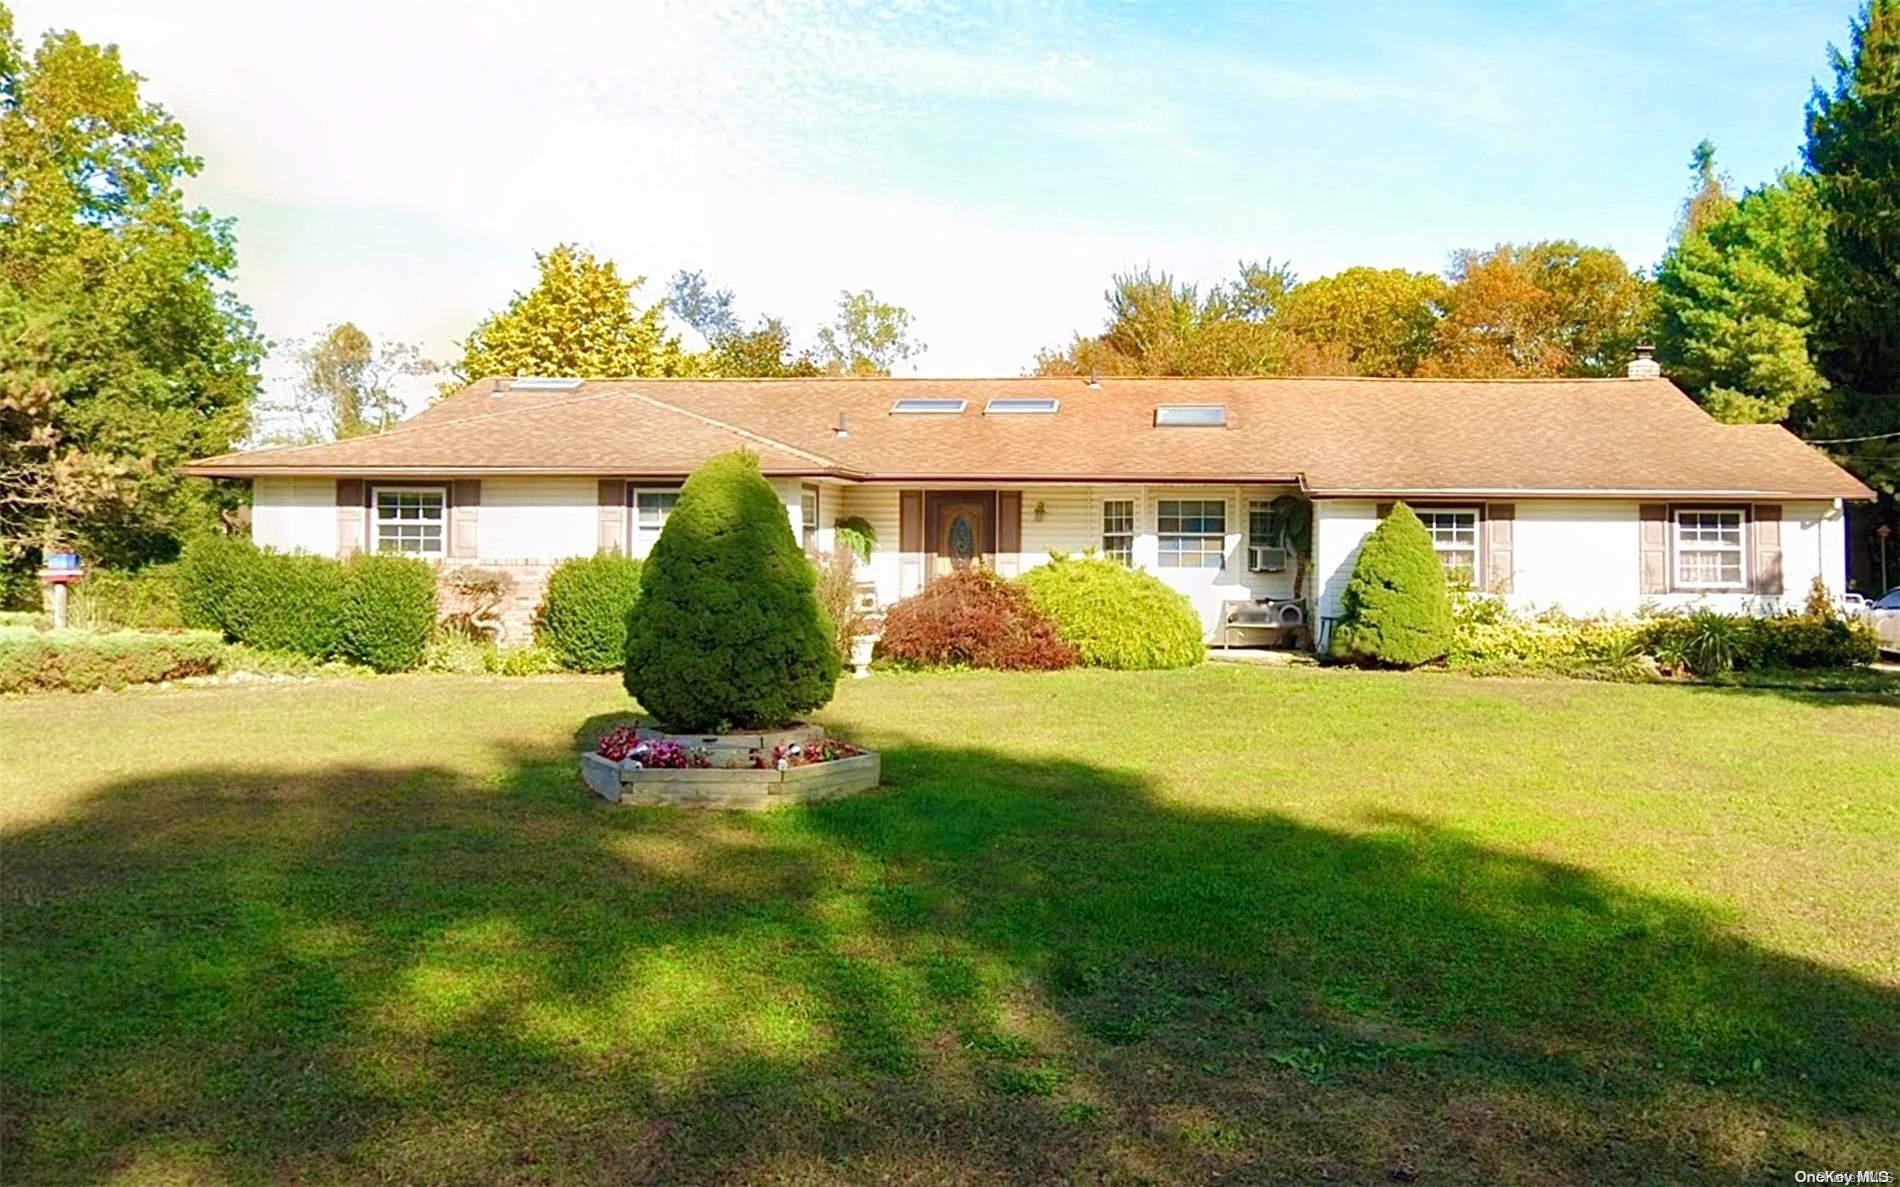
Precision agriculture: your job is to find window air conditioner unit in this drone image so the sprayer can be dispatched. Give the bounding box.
[1248,545,1286,573]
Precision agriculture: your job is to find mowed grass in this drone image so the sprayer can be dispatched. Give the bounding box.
[1,666,1896,1186]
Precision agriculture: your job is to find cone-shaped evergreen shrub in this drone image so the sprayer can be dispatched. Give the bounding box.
[1328,502,1453,667]
[623,452,840,731]
[1018,555,1204,669]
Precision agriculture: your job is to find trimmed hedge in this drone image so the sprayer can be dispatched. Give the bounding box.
[177,534,257,631]
[340,555,438,672]
[876,568,1078,671]
[224,551,349,659]
[0,628,223,693]
[624,452,841,731]
[537,554,643,672]
[1018,555,1204,670]
[1329,503,1453,668]
[179,536,439,671]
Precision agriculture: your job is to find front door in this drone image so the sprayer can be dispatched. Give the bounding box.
[927,492,995,579]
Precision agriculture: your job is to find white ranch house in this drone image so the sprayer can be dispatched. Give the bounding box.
[188,364,1873,645]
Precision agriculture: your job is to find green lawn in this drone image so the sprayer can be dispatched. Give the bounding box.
[2,667,1896,1185]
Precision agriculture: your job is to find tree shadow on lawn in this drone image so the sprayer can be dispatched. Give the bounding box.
[2,729,1895,1186]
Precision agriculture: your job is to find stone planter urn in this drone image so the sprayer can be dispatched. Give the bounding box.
[849,634,877,679]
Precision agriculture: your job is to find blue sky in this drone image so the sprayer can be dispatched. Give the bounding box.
[17,0,1859,397]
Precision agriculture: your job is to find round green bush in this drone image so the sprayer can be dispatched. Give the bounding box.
[536,553,643,672]
[1328,503,1453,668]
[623,452,841,731]
[340,554,438,672]
[1017,555,1204,669]
[177,534,258,633]
[223,550,349,659]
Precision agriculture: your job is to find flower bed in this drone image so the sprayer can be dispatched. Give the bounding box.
[580,720,880,810]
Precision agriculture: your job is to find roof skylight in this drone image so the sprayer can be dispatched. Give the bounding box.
[508,377,585,391]
[984,397,1060,415]
[890,398,967,414]
[1154,404,1227,427]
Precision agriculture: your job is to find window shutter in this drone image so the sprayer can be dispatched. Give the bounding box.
[898,490,924,595]
[996,491,1022,576]
[597,480,627,554]
[1752,504,1783,595]
[1639,503,1669,594]
[449,480,480,559]
[1484,503,1514,594]
[336,479,365,557]
[1376,502,1394,519]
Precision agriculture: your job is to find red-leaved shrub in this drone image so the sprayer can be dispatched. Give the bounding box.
[874,569,1078,671]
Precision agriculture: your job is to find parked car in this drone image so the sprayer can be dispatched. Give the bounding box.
[1871,587,1900,655]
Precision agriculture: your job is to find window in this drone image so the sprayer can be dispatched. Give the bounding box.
[634,487,680,533]
[890,399,966,414]
[801,485,820,548]
[1153,405,1227,427]
[373,486,446,558]
[1674,509,1746,588]
[1417,508,1478,579]
[1101,499,1134,565]
[984,398,1059,415]
[1157,498,1225,568]
[1247,501,1285,572]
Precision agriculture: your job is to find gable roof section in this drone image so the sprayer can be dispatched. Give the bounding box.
[185,375,1874,500]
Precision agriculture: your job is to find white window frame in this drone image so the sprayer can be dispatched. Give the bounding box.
[371,484,448,559]
[1673,508,1747,590]
[1156,497,1226,570]
[1100,498,1135,566]
[1417,507,1479,580]
[800,484,820,548]
[632,486,682,544]
[1247,500,1285,572]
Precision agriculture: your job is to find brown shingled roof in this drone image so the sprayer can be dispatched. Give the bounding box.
[185,375,1874,500]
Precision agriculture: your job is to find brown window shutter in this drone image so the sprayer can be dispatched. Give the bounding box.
[899,490,923,552]
[1484,503,1514,594]
[1376,501,1393,519]
[597,479,627,554]
[997,491,1022,554]
[1639,503,1669,594]
[449,480,480,559]
[335,479,365,556]
[1752,504,1783,595]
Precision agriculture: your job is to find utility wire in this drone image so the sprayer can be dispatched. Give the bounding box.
[1802,428,1900,444]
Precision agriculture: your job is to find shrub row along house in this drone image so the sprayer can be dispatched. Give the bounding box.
[185,359,1872,647]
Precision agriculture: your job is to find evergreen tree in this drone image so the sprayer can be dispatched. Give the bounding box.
[623,452,839,731]
[1655,173,1829,423]
[1328,504,1453,668]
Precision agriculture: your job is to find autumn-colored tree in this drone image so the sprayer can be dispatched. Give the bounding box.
[1032,262,1322,377]
[443,245,690,391]
[0,9,262,567]
[1422,242,1654,378]
[1275,267,1447,376]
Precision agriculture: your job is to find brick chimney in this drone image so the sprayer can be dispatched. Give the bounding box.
[1627,344,1661,379]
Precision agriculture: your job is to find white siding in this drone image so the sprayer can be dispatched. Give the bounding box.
[1313,497,1848,623]
[837,486,902,606]
[479,477,597,562]
[252,477,336,556]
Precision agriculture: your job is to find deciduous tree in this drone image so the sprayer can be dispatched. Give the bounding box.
[258,323,430,445]
[444,245,689,391]
[0,8,262,566]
